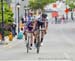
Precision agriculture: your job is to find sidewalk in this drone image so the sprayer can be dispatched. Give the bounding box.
[0,35,25,47]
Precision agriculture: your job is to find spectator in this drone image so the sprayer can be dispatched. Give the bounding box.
[61,15,65,23]
[21,17,25,23]
[11,24,17,37]
[17,28,23,39]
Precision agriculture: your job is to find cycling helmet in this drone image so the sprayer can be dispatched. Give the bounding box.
[42,13,47,18]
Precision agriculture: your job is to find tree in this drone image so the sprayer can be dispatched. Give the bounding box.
[69,2,75,20]
[0,1,14,24]
[28,0,56,10]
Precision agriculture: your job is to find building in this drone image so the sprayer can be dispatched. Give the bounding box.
[6,0,29,23]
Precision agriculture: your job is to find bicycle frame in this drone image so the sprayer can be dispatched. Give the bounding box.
[36,27,46,54]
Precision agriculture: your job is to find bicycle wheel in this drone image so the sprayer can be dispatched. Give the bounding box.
[37,41,40,54]
[36,30,40,54]
[26,36,29,53]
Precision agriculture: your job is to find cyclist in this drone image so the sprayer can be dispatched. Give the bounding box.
[24,13,32,41]
[34,13,48,46]
[24,13,36,49]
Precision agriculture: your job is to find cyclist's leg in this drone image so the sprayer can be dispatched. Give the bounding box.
[33,21,39,43]
[24,22,28,41]
[24,31,27,41]
[37,21,44,43]
[33,30,38,44]
[24,32,28,48]
[37,21,42,42]
[28,28,34,48]
[40,23,45,44]
[30,32,33,47]
[40,23,44,43]
[33,21,40,46]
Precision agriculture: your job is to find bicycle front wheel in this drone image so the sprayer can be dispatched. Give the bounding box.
[26,36,29,53]
[36,33,40,54]
[37,42,40,54]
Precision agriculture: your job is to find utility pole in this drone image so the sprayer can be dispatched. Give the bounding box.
[1,0,4,41]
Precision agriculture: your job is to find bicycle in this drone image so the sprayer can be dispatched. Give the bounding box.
[35,27,45,54]
[24,28,45,53]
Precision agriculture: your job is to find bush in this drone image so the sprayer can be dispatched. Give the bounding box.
[4,30,10,36]
[0,27,9,36]
[0,1,14,24]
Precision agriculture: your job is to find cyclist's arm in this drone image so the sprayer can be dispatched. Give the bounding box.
[46,21,48,29]
[45,20,48,31]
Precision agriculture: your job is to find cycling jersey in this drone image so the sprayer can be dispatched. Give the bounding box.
[24,21,34,32]
[36,14,48,29]
[27,21,33,31]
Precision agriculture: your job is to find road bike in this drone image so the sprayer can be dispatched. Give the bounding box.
[36,27,45,54]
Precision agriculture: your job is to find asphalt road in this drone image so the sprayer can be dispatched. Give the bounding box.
[0,22,75,61]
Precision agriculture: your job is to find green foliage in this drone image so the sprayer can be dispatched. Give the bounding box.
[69,3,75,10]
[0,27,9,36]
[28,0,56,10]
[0,1,14,24]
[4,30,10,36]
[28,0,38,9]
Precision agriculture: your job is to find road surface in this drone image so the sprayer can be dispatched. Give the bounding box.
[0,22,75,61]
